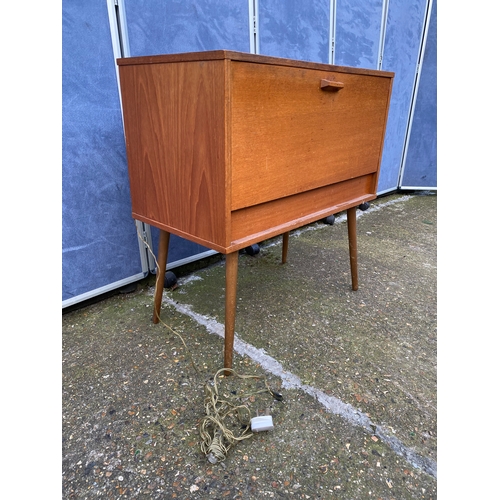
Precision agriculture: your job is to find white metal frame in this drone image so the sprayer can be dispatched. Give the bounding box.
[107,0,130,111]
[62,273,147,308]
[378,0,390,70]
[107,0,154,274]
[328,0,337,64]
[249,0,260,54]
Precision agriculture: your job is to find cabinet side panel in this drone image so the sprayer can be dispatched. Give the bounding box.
[230,61,392,210]
[119,60,227,247]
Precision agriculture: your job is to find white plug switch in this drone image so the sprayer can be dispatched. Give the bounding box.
[251,415,274,432]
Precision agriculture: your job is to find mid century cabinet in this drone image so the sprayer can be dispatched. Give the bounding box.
[117,50,394,369]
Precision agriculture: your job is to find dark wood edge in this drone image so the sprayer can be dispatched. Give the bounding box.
[117,50,395,79]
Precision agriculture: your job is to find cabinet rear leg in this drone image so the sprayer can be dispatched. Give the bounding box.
[282,231,289,264]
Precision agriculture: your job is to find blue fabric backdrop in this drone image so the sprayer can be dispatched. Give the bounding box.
[378,0,428,193]
[401,0,437,188]
[62,0,436,306]
[258,0,330,63]
[62,0,145,304]
[334,0,383,69]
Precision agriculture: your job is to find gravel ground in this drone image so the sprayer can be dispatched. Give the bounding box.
[62,192,437,499]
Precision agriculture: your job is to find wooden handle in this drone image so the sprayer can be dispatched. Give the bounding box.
[320,79,344,91]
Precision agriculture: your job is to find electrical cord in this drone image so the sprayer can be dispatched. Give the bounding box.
[137,227,283,463]
[200,368,279,464]
[136,226,199,373]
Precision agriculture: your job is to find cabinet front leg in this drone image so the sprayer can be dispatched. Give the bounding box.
[224,251,239,373]
[347,207,359,291]
[153,230,170,323]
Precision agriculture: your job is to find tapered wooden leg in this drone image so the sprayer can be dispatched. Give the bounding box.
[153,230,170,324]
[347,207,359,291]
[224,251,239,373]
[282,231,289,264]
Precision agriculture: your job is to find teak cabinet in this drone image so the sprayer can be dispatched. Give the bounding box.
[117,50,394,369]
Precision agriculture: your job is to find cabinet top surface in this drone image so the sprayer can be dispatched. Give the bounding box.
[117,50,394,79]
